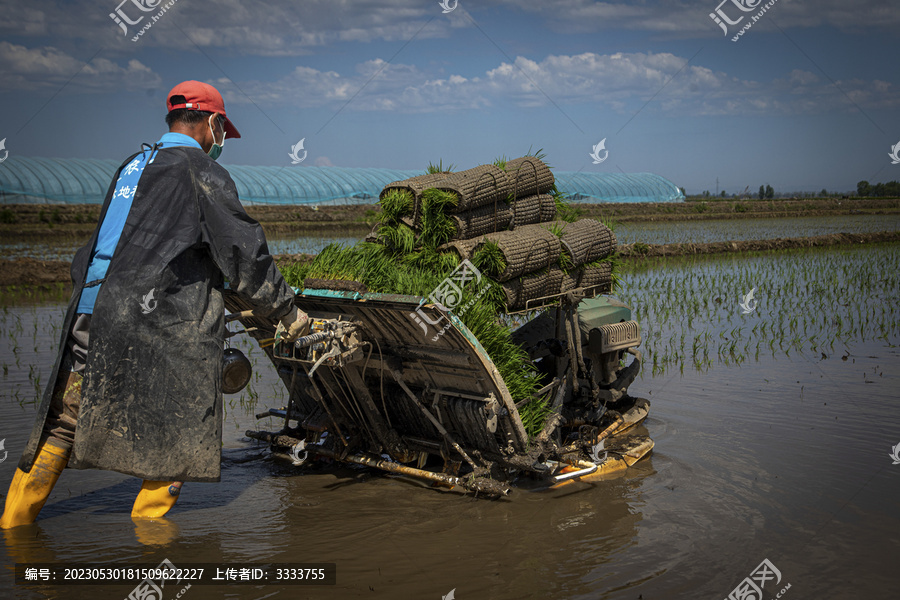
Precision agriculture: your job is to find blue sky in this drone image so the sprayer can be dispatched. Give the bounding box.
[0,0,898,195]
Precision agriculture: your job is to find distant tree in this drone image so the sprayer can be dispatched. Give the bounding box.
[867,180,900,197]
[857,181,870,196]
[819,188,829,197]
[679,187,686,196]
[703,190,710,197]
[765,184,774,199]
[758,185,765,200]
[721,190,727,197]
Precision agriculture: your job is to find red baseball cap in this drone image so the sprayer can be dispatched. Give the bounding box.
[166,80,241,139]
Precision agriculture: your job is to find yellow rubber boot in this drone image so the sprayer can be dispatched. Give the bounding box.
[131,481,182,519]
[0,439,70,529]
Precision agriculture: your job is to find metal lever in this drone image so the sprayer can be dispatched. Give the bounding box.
[550,462,598,483]
[308,342,341,377]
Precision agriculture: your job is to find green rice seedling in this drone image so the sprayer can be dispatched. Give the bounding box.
[599,216,618,233]
[402,247,445,272]
[583,255,621,292]
[518,394,555,438]
[616,243,899,378]
[524,146,549,165]
[304,243,364,282]
[279,238,543,424]
[552,186,581,223]
[401,249,461,274]
[472,240,507,278]
[379,222,417,255]
[420,188,459,247]
[493,155,509,171]
[379,189,415,224]
[541,221,577,271]
[543,221,566,237]
[278,261,313,288]
[477,277,509,315]
[426,159,455,174]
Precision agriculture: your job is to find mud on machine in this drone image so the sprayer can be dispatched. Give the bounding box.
[224,277,653,498]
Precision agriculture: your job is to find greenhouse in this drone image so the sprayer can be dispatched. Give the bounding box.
[0,156,683,205]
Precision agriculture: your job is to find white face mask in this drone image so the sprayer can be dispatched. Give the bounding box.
[207,114,225,160]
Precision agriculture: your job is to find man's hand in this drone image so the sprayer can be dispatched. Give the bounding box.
[278,306,310,343]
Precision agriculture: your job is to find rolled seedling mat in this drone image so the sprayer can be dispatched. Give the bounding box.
[511,194,557,228]
[380,172,448,203]
[451,202,513,239]
[364,223,381,243]
[539,195,557,222]
[500,279,521,311]
[380,172,448,224]
[506,156,555,199]
[557,219,617,267]
[521,266,566,304]
[438,238,480,262]
[561,270,579,294]
[304,278,368,293]
[577,260,613,293]
[502,265,568,311]
[479,223,562,282]
[435,164,513,213]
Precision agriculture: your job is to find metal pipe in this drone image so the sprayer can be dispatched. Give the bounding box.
[308,445,510,496]
[389,369,478,471]
[550,462,598,483]
[246,430,304,447]
[247,430,510,496]
[563,304,580,394]
[515,378,561,408]
[225,310,258,323]
[284,365,298,429]
[557,414,625,455]
[298,361,348,446]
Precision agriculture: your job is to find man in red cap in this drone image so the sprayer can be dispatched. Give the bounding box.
[1,80,309,529]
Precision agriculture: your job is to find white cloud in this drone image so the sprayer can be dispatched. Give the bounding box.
[0,0,470,57]
[488,0,900,37]
[1,0,897,56]
[220,50,897,116]
[0,4,48,36]
[0,41,160,91]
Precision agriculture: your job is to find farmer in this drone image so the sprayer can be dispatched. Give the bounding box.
[0,80,308,528]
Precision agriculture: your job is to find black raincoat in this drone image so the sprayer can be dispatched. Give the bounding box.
[20,146,295,482]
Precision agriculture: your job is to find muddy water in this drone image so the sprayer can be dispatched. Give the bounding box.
[1,254,899,599]
[4,214,899,262]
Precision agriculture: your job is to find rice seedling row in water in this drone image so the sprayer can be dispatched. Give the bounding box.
[617,244,900,376]
[0,304,64,406]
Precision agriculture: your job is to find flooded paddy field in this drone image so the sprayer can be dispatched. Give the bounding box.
[3,214,898,264]
[1,244,898,599]
[612,213,900,245]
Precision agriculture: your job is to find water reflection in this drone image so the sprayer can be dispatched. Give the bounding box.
[2,244,899,597]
